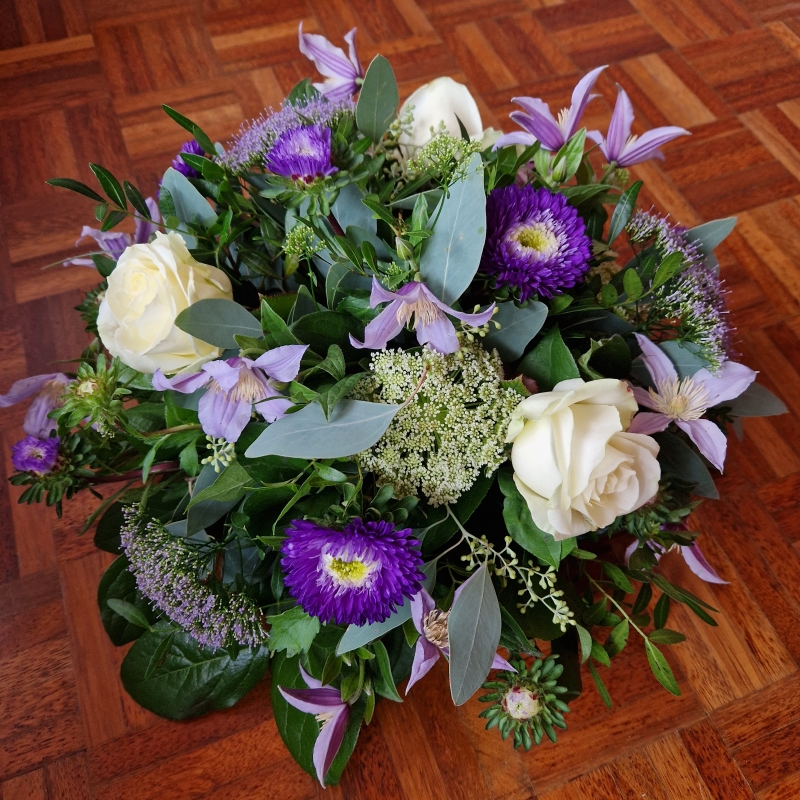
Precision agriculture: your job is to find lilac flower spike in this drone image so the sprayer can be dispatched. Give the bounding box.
[279,663,350,787]
[624,535,728,585]
[628,333,756,471]
[350,279,495,355]
[406,587,515,694]
[493,66,606,152]
[67,197,161,267]
[153,345,308,443]
[588,86,689,167]
[0,373,71,437]
[298,23,363,101]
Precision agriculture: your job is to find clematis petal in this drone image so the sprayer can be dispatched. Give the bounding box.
[255,395,293,423]
[299,663,323,689]
[0,374,61,408]
[152,369,209,394]
[694,361,757,407]
[343,27,362,78]
[133,198,161,244]
[634,334,678,386]
[605,86,635,163]
[565,65,606,139]
[627,411,670,435]
[676,418,727,472]
[492,131,538,150]
[491,653,517,672]
[198,390,252,443]
[278,686,344,714]
[370,277,408,306]
[76,226,131,260]
[416,314,459,354]
[410,589,437,634]
[405,637,440,694]
[680,543,728,585]
[617,125,689,167]
[313,705,350,787]
[349,303,404,350]
[298,23,359,95]
[631,385,658,410]
[253,344,309,382]
[312,77,357,101]
[509,105,564,151]
[201,359,246,394]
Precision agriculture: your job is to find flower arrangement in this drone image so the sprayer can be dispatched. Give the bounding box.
[3,28,788,786]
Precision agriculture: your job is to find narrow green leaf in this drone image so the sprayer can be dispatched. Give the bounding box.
[602,562,634,594]
[106,598,153,631]
[100,210,127,231]
[631,582,653,615]
[588,662,612,707]
[653,592,670,629]
[590,639,611,667]
[607,180,642,243]
[89,163,127,209]
[46,177,105,203]
[645,640,681,696]
[576,624,592,664]
[648,628,686,645]
[123,180,152,219]
[604,618,629,658]
[372,640,403,702]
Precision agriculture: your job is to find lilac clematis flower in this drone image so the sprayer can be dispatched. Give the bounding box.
[493,66,606,152]
[624,528,728,585]
[298,23,363,101]
[0,373,71,437]
[66,197,161,267]
[406,587,515,694]
[152,345,308,443]
[349,279,495,355]
[628,334,756,472]
[279,663,350,787]
[587,86,689,167]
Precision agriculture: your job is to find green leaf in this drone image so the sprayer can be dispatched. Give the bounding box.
[590,639,611,667]
[552,128,586,182]
[355,55,399,141]
[602,562,634,594]
[98,555,156,644]
[372,639,403,702]
[290,311,364,355]
[448,564,502,705]
[654,431,719,499]
[600,283,618,307]
[518,325,579,392]
[498,469,561,568]
[645,639,681,695]
[588,661,612,707]
[685,217,736,257]
[604,618,629,658]
[245,399,401,460]
[121,627,269,719]
[728,383,787,417]
[657,340,711,379]
[315,373,365,421]
[622,268,643,301]
[186,463,242,535]
[648,628,686,644]
[420,153,486,305]
[160,167,217,228]
[46,177,105,203]
[94,502,125,554]
[123,180,152,219]
[261,297,303,346]
[631,582,653,615]
[187,461,253,509]
[101,210,127,231]
[653,592,670,629]
[91,254,117,278]
[89,163,127,209]
[576,624,592,664]
[175,298,262,349]
[266,606,321,657]
[481,301,547,362]
[607,180,642,243]
[651,251,684,290]
[650,574,718,626]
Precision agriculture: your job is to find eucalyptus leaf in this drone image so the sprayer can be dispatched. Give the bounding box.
[685,217,736,257]
[355,55,399,141]
[332,183,377,233]
[160,167,217,228]
[728,382,787,417]
[186,463,242,535]
[654,431,719,499]
[657,340,712,378]
[481,301,547,362]
[448,564,501,705]
[245,400,401,459]
[420,153,486,305]
[175,299,262,348]
[187,461,253,509]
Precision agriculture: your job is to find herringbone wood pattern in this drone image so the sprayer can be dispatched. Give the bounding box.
[2,1,800,797]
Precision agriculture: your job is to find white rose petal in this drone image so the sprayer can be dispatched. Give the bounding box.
[97,231,233,374]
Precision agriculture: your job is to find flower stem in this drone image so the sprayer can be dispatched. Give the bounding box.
[88,461,181,484]
[588,575,647,639]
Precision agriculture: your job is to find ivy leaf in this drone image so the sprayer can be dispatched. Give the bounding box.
[266,606,321,658]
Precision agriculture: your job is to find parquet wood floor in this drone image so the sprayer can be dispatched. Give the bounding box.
[1,0,800,797]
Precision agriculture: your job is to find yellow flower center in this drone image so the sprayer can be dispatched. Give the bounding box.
[75,379,98,397]
[649,376,710,421]
[511,223,559,258]
[422,608,450,648]
[321,553,377,588]
[211,368,268,403]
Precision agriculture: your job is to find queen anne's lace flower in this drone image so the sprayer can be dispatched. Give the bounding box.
[352,342,520,505]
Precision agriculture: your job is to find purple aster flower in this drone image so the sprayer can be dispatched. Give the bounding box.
[153,345,308,443]
[11,435,60,475]
[349,278,495,355]
[279,663,350,787]
[587,86,689,167]
[66,197,160,267]
[265,125,338,183]
[171,139,204,178]
[219,97,355,173]
[406,587,515,694]
[628,333,756,472]
[298,23,363,101]
[493,66,606,152]
[480,184,591,300]
[281,518,425,626]
[0,373,71,437]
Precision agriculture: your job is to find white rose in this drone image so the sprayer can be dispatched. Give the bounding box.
[398,77,483,155]
[97,231,233,374]
[507,378,661,541]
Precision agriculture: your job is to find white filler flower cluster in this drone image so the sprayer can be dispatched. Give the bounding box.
[354,342,520,505]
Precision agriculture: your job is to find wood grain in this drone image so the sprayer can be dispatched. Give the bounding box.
[1,0,800,796]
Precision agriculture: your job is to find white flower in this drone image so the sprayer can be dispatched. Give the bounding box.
[97,231,233,374]
[507,378,661,541]
[398,77,483,156]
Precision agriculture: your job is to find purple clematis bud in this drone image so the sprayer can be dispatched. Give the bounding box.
[0,373,71,437]
[406,587,515,694]
[493,66,606,152]
[627,334,756,472]
[279,663,350,787]
[587,86,689,166]
[152,345,308,443]
[298,23,363,101]
[349,279,495,355]
[66,197,161,267]
[624,525,728,585]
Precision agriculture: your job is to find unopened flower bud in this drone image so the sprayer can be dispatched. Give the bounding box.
[503,687,541,721]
